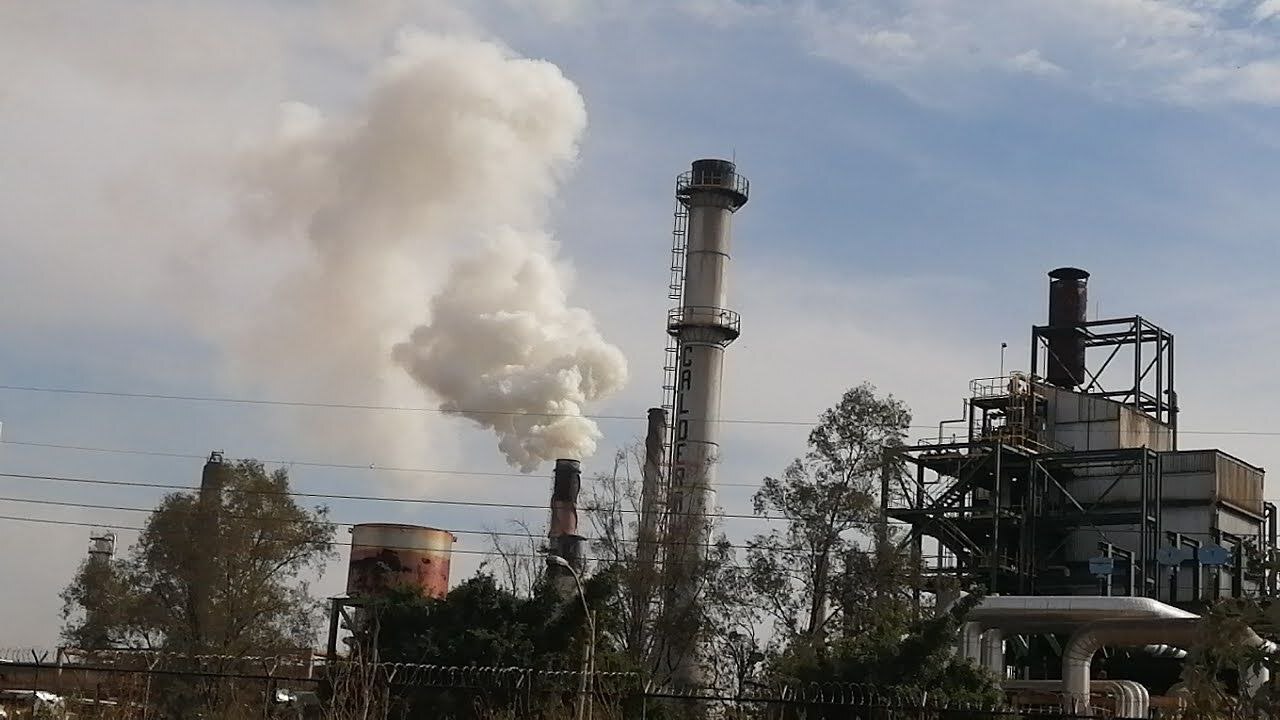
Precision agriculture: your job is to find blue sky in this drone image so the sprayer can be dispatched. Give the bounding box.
[4,0,1280,646]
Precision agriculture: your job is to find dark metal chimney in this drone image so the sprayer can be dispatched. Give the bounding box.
[1046,267,1089,389]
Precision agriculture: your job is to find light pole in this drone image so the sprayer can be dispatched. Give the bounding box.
[548,554,596,720]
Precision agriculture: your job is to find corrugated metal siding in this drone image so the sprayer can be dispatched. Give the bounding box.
[1217,454,1263,515]
[1160,470,1215,503]
[1162,450,1215,474]
[1216,508,1261,537]
[1162,507,1214,536]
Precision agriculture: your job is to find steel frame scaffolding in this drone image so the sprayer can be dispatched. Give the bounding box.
[1031,315,1177,435]
[883,312,1178,598]
[885,441,1163,597]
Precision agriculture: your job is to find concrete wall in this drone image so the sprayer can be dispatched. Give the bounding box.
[1042,387,1173,452]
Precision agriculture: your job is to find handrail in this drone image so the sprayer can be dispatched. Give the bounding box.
[666,306,741,337]
[675,169,750,204]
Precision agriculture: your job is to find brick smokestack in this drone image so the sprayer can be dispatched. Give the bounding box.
[547,458,584,598]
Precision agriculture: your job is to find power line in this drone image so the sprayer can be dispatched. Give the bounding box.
[0,513,611,563]
[0,480,1225,557]
[0,494,544,541]
[0,510,1218,584]
[0,384,819,427]
[0,470,781,522]
[0,438,767,489]
[1,439,530,478]
[0,493,1199,541]
[4,382,1279,437]
[0,494,899,556]
[0,514,925,569]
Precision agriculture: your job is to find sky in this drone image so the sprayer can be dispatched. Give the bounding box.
[4,0,1280,647]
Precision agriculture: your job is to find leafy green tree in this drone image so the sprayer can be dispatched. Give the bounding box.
[1177,597,1280,719]
[60,458,335,718]
[360,573,614,719]
[61,459,335,653]
[583,445,763,691]
[766,592,1001,714]
[746,382,913,642]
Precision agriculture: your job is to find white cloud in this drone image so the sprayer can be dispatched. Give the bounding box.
[1256,0,1280,22]
[741,0,1280,106]
[1010,49,1066,76]
[680,0,779,27]
[1172,58,1280,104]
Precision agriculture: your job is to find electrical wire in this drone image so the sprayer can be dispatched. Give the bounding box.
[0,383,817,427]
[0,513,613,563]
[0,470,783,522]
[0,439,767,489]
[0,494,896,555]
[0,510,1220,584]
[0,483,1225,549]
[0,514,935,569]
[7,382,1280,437]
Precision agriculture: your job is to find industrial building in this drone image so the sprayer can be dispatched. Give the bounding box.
[885,267,1275,603]
[884,267,1279,712]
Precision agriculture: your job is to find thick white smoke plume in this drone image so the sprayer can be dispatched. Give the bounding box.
[241,31,627,471]
[393,228,627,471]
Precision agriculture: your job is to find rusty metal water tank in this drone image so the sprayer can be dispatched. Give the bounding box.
[346,523,456,600]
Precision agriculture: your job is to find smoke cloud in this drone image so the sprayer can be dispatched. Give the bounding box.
[241,31,627,471]
[393,228,628,471]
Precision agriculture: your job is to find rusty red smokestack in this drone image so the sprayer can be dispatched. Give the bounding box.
[547,459,584,592]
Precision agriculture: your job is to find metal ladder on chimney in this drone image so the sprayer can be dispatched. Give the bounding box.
[658,197,690,545]
[661,200,689,430]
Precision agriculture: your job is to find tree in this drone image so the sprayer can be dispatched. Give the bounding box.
[364,574,612,719]
[60,458,336,716]
[766,592,1002,715]
[1176,597,1280,719]
[745,382,913,642]
[584,445,762,692]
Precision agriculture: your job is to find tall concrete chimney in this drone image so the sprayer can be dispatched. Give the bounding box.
[547,458,585,599]
[637,408,667,577]
[193,451,227,649]
[661,159,748,687]
[631,408,668,651]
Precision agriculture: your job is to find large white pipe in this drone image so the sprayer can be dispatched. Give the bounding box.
[958,596,1196,664]
[663,159,747,688]
[980,629,1005,678]
[1005,679,1148,718]
[1062,618,1275,714]
[966,596,1198,631]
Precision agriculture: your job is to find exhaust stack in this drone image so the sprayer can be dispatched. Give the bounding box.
[547,458,585,598]
[193,451,228,648]
[661,158,749,687]
[1046,267,1089,389]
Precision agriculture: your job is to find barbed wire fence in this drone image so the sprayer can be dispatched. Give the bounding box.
[0,648,1174,719]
